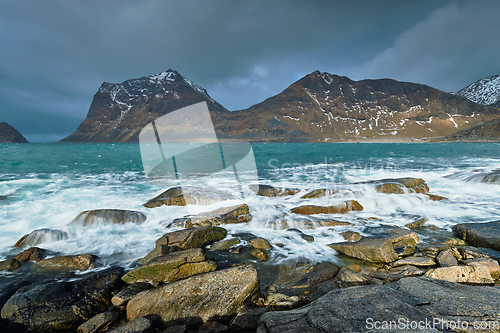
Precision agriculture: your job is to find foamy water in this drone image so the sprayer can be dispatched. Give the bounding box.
[1,143,499,268]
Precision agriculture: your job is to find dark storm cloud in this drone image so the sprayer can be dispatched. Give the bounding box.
[0,0,498,141]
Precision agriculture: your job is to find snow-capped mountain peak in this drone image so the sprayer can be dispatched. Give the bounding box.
[456,75,500,105]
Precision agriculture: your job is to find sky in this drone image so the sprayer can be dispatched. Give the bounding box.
[1,0,499,142]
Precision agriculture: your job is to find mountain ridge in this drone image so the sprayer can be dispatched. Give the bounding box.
[456,75,500,106]
[0,122,29,143]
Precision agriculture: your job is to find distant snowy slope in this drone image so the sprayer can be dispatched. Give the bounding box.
[457,75,500,105]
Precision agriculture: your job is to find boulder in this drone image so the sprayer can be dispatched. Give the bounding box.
[453,220,500,251]
[300,189,338,199]
[369,265,426,283]
[424,265,494,285]
[404,217,428,228]
[339,231,361,242]
[249,248,268,261]
[197,321,228,333]
[291,200,363,215]
[462,258,500,279]
[36,254,100,271]
[111,283,153,307]
[329,238,398,263]
[458,246,500,262]
[122,248,216,284]
[376,183,405,194]
[139,244,182,265]
[144,187,224,208]
[264,293,307,311]
[174,204,252,228]
[162,325,188,333]
[210,238,240,251]
[229,307,268,332]
[107,317,154,333]
[249,238,272,250]
[435,249,458,267]
[391,256,436,267]
[258,276,500,333]
[14,247,46,262]
[252,184,299,197]
[0,277,37,310]
[359,177,429,193]
[77,311,119,333]
[0,259,20,272]
[13,228,68,247]
[1,267,123,332]
[126,265,260,326]
[378,228,419,256]
[425,193,447,201]
[156,226,227,250]
[334,267,376,288]
[70,209,147,226]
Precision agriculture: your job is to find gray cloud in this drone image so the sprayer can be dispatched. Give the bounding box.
[0,0,497,141]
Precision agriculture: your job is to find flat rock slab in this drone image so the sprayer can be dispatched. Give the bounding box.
[127,265,260,326]
[36,254,100,271]
[77,311,119,333]
[13,228,68,247]
[111,283,153,307]
[122,248,216,284]
[70,209,147,226]
[453,221,500,251]
[1,267,123,332]
[258,276,500,333]
[424,265,494,285]
[392,256,436,267]
[291,200,363,215]
[174,204,251,228]
[156,226,227,250]
[330,238,398,263]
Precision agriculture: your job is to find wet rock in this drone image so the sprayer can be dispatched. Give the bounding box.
[1,267,123,332]
[360,177,429,193]
[453,220,500,250]
[252,184,299,197]
[127,265,260,326]
[339,231,361,242]
[122,248,216,284]
[425,193,447,201]
[329,238,398,263]
[300,189,338,199]
[462,258,500,279]
[458,246,500,262]
[287,229,314,242]
[36,254,100,271]
[249,238,272,250]
[197,321,228,333]
[436,249,458,267]
[0,259,21,272]
[0,277,37,310]
[291,200,363,215]
[379,228,419,256]
[404,217,427,228]
[276,262,341,297]
[77,311,119,333]
[156,226,227,250]
[174,204,252,228]
[258,276,500,333]
[391,256,436,267]
[107,317,154,333]
[139,244,182,265]
[424,265,494,285]
[144,187,224,208]
[210,238,240,251]
[369,265,426,283]
[265,293,307,311]
[112,283,153,307]
[334,267,376,288]
[249,248,268,261]
[14,247,46,262]
[228,307,268,332]
[376,183,405,194]
[13,228,68,247]
[70,209,146,226]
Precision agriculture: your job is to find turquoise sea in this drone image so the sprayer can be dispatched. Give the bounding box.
[1,143,500,268]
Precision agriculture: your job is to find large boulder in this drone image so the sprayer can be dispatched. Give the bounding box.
[122,248,217,284]
[1,267,123,332]
[291,200,363,215]
[173,204,252,228]
[126,265,260,326]
[70,209,146,226]
[35,254,100,271]
[453,220,500,251]
[329,238,398,263]
[13,228,68,247]
[155,226,227,250]
[258,276,500,332]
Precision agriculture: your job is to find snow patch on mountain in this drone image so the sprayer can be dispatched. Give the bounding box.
[457,75,500,105]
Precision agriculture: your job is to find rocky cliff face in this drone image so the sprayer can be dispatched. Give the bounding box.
[61,70,229,142]
[213,71,500,142]
[0,122,28,143]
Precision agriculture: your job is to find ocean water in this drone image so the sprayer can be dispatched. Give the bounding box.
[1,143,500,269]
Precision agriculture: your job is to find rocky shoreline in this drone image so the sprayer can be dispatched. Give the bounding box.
[2,179,500,332]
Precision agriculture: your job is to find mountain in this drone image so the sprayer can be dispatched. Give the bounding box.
[61,70,228,142]
[438,117,500,142]
[212,71,500,142]
[0,122,29,143]
[456,75,500,106]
